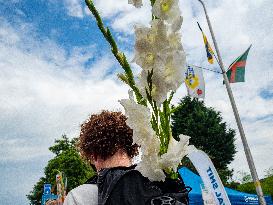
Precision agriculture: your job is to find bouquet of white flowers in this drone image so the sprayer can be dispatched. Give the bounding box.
[85,0,194,181]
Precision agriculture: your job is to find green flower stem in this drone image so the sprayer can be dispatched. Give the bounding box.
[85,0,146,106]
[150,0,156,6]
[144,71,174,156]
[145,70,160,138]
[145,1,171,154]
[158,92,174,155]
[165,168,179,179]
[150,0,158,20]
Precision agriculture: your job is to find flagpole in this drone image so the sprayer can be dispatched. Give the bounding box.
[196,0,267,204]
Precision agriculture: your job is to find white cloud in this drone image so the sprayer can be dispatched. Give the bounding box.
[0,19,128,162]
[0,19,20,45]
[83,0,152,33]
[88,55,115,79]
[63,0,84,18]
[110,1,151,33]
[91,0,132,18]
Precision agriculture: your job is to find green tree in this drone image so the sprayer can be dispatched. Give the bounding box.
[238,171,252,184]
[237,170,273,198]
[172,96,236,183]
[265,167,273,178]
[237,176,273,198]
[27,135,95,205]
[263,167,273,198]
[262,176,273,198]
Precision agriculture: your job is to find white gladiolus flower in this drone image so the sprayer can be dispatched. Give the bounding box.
[128,0,143,8]
[122,0,191,181]
[159,135,188,171]
[120,91,165,181]
[136,51,186,106]
[150,78,170,106]
[137,134,193,181]
[134,19,186,106]
[167,32,183,52]
[136,152,166,181]
[119,91,161,153]
[120,92,192,180]
[162,50,186,91]
[171,16,183,32]
[160,134,194,172]
[152,0,181,23]
[142,138,161,158]
[133,20,167,71]
[136,70,170,106]
[133,18,186,106]
[135,70,148,98]
[119,93,154,146]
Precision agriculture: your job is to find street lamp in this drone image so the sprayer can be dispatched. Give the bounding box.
[195,0,267,204]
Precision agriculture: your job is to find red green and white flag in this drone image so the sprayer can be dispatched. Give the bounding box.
[226,45,252,83]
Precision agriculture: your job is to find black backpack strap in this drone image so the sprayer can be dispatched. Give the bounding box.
[85,175,98,184]
[98,166,139,205]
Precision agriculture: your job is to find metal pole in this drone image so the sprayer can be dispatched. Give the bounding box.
[196,0,267,204]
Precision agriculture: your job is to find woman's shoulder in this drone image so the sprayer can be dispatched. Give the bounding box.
[64,184,98,205]
[70,183,98,194]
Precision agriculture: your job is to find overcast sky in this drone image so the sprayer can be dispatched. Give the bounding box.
[0,0,272,204]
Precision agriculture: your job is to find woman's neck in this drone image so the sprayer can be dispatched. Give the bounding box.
[94,150,132,171]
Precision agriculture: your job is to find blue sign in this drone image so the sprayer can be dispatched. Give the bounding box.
[43,184,51,195]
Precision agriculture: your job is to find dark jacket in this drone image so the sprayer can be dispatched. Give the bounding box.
[86,166,188,205]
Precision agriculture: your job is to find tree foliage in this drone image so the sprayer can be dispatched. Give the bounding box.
[262,176,273,198]
[237,176,273,198]
[238,171,252,184]
[27,135,95,205]
[172,96,236,183]
[265,167,273,178]
[234,169,273,198]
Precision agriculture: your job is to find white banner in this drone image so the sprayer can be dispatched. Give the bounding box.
[201,183,216,205]
[188,150,231,205]
[185,64,205,98]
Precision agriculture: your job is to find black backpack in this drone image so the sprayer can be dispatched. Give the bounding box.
[85,167,192,205]
[151,175,192,205]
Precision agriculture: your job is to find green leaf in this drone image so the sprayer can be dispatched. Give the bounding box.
[106,27,118,53]
[117,73,129,85]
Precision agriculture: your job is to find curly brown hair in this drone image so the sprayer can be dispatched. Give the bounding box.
[78,110,138,161]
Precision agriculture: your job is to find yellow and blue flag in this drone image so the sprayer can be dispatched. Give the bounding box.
[197,22,214,64]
